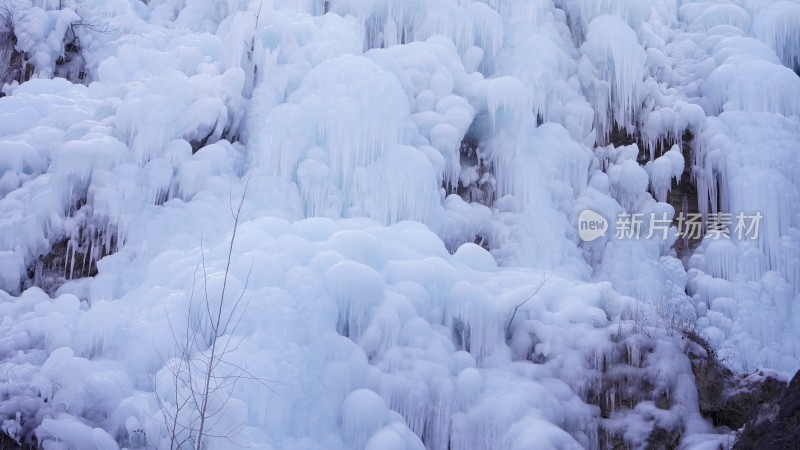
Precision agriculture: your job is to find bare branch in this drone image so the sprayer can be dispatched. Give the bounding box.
[155,179,271,450]
[505,274,550,339]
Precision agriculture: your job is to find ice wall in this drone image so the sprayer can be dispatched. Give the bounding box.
[0,0,798,449]
[670,0,800,372]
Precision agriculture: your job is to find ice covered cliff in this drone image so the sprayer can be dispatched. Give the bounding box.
[0,0,798,449]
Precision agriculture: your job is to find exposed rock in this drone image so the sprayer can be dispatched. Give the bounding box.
[647,426,682,450]
[734,370,800,450]
[667,130,702,260]
[723,371,787,430]
[598,428,629,450]
[686,331,788,431]
[0,432,35,450]
[588,333,686,449]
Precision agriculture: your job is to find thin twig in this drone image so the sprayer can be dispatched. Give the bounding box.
[505,274,549,338]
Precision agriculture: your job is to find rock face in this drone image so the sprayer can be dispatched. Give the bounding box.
[734,371,800,450]
[686,331,788,431]
[721,372,788,430]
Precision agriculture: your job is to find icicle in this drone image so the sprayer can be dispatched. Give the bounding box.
[410,2,474,55]
[324,260,385,341]
[608,159,649,212]
[350,145,442,226]
[297,155,340,219]
[376,374,430,440]
[704,61,800,116]
[645,145,683,203]
[645,156,673,203]
[688,4,751,33]
[467,2,503,72]
[67,237,76,280]
[425,377,455,450]
[341,389,392,448]
[0,251,23,293]
[703,240,738,281]
[383,0,427,48]
[754,2,800,71]
[485,76,529,132]
[581,15,647,141]
[249,103,313,180]
[299,55,408,194]
[444,280,502,361]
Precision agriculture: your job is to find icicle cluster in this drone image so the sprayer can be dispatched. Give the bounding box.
[753,1,800,71]
[580,15,648,142]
